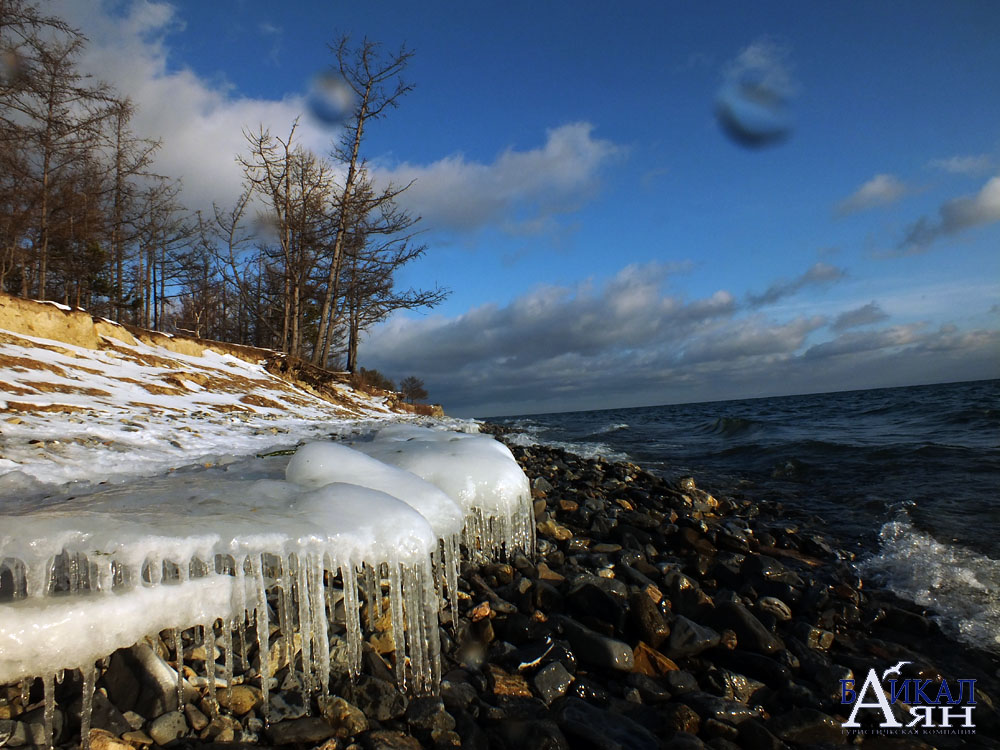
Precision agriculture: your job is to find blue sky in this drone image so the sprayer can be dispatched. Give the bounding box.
[56,1,999,416]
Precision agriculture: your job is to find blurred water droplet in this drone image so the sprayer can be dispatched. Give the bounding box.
[306,73,354,126]
[0,48,27,87]
[252,213,281,246]
[715,78,792,148]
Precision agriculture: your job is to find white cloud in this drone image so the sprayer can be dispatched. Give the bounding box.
[746,262,846,307]
[362,261,998,415]
[46,0,327,217]
[928,154,993,175]
[836,174,908,215]
[899,175,1000,252]
[831,301,890,332]
[379,123,623,235]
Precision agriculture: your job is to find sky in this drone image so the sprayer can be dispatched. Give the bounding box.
[48,0,1000,416]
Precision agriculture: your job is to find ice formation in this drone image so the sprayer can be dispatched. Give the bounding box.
[0,427,532,748]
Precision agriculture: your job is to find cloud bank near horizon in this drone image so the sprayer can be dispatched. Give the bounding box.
[361,263,1000,416]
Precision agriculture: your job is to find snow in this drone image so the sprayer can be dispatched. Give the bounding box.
[0,322,533,733]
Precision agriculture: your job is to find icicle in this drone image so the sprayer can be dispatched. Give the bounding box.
[171,627,184,712]
[223,620,234,703]
[42,672,54,750]
[403,564,431,694]
[68,553,79,594]
[444,534,461,631]
[341,563,361,677]
[420,558,442,690]
[19,677,30,710]
[308,555,330,698]
[252,554,270,721]
[363,563,379,622]
[277,555,296,682]
[80,662,96,750]
[295,555,314,698]
[201,620,217,714]
[387,562,406,689]
[234,556,248,671]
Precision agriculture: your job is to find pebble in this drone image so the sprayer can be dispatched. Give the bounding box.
[12,430,1000,750]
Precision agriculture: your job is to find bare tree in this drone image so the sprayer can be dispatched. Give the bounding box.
[312,35,415,366]
[399,376,428,404]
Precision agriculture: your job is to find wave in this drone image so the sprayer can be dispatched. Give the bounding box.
[697,416,758,437]
[587,422,629,436]
[861,515,1000,654]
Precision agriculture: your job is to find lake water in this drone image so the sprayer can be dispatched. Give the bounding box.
[488,379,1000,652]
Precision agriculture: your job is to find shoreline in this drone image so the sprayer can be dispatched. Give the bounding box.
[2,430,998,749]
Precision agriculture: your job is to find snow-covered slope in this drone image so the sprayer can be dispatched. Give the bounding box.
[0,298,533,747]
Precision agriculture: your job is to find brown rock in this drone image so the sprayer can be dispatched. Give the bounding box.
[87,729,133,750]
[486,665,533,697]
[536,562,566,583]
[558,499,579,512]
[215,684,261,716]
[537,519,573,541]
[632,641,679,677]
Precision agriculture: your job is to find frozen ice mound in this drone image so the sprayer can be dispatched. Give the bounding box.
[0,429,532,748]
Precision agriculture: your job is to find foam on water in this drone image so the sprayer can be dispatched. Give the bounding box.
[0,430,532,748]
[862,516,1000,654]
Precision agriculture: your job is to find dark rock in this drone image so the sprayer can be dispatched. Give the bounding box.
[676,692,764,725]
[790,621,834,650]
[361,729,423,750]
[148,710,189,746]
[712,650,792,690]
[533,662,574,705]
[662,702,701,734]
[629,592,671,648]
[755,597,792,623]
[346,676,408,721]
[440,678,478,713]
[702,717,741,741]
[625,672,671,704]
[558,616,634,671]
[663,732,706,749]
[452,708,489,750]
[664,670,699,695]
[555,697,661,750]
[102,650,142,713]
[766,708,845,745]
[741,556,803,587]
[713,602,784,655]
[736,718,787,750]
[489,719,570,750]
[405,696,455,735]
[570,676,611,704]
[666,615,720,659]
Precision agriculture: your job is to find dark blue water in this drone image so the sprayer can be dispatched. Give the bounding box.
[489,379,1000,651]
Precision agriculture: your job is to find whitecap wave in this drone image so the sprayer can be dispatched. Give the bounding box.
[861,516,1000,654]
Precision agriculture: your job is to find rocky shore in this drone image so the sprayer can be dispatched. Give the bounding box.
[2,430,999,749]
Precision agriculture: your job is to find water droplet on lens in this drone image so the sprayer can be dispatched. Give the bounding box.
[715,77,792,148]
[306,73,354,126]
[252,213,281,246]
[0,48,27,87]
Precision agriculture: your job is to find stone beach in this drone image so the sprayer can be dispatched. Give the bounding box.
[2,427,999,749]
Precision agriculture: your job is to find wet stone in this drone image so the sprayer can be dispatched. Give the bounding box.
[664,670,700,695]
[667,615,721,658]
[404,696,455,734]
[558,616,634,671]
[766,708,845,745]
[319,695,369,738]
[265,716,338,745]
[677,692,764,725]
[663,702,701,734]
[756,596,792,622]
[630,591,671,648]
[555,697,661,750]
[533,661,574,705]
[714,601,784,655]
[148,710,188,746]
[346,676,408,721]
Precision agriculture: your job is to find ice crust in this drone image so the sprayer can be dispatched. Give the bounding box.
[0,428,533,747]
